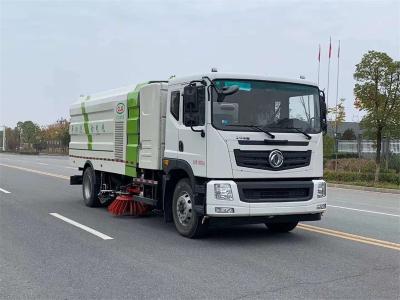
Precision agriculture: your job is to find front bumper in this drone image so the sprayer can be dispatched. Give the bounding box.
[206,179,327,217]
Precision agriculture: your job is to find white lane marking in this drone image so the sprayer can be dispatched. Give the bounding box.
[328,205,400,218]
[64,166,76,170]
[0,187,11,194]
[330,199,399,211]
[49,213,114,240]
[329,186,400,196]
[37,162,49,165]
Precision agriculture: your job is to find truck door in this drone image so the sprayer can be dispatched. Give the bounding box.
[178,85,207,177]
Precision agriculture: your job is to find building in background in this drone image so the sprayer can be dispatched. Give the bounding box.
[327,121,364,139]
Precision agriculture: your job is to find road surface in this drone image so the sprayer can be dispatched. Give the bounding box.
[0,153,399,299]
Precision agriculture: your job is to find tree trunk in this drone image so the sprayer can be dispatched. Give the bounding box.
[374,128,382,183]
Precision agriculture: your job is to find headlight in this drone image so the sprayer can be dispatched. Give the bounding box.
[317,182,327,198]
[214,183,233,201]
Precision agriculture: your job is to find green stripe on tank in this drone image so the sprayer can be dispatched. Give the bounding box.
[125,82,148,177]
[81,96,93,150]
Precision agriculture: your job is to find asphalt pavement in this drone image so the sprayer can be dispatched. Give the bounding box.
[0,153,399,299]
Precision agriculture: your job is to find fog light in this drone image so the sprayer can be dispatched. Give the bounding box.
[215,207,235,213]
[317,182,327,198]
[214,183,233,201]
[316,203,326,209]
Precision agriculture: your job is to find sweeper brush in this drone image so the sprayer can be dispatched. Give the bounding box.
[107,187,151,216]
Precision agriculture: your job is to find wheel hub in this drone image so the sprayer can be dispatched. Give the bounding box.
[176,192,193,226]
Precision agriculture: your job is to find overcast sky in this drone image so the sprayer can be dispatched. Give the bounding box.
[0,0,399,127]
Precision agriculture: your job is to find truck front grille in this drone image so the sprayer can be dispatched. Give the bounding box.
[234,149,311,171]
[237,181,314,202]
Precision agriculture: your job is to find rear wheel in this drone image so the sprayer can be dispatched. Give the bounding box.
[82,166,100,207]
[172,178,207,238]
[266,222,298,233]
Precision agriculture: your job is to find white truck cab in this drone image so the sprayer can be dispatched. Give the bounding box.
[70,72,328,238]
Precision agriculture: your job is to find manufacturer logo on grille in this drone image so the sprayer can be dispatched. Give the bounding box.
[268,149,284,168]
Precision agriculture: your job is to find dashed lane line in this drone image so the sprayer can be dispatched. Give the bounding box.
[328,204,400,218]
[0,187,11,194]
[0,163,69,180]
[49,213,113,240]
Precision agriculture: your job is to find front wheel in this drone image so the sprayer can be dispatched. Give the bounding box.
[172,178,207,238]
[266,222,298,233]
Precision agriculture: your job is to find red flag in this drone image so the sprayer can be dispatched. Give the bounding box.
[318,44,321,62]
[328,37,332,59]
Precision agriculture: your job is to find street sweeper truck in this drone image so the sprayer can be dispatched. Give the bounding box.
[69,72,328,238]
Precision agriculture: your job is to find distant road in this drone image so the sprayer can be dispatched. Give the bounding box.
[1,153,399,299]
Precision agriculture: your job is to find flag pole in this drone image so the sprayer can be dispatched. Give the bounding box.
[335,40,341,128]
[335,40,341,172]
[317,44,321,86]
[326,36,332,110]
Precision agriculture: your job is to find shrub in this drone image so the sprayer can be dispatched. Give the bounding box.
[323,135,335,157]
[387,155,400,173]
[324,170,400,186]
[325,158,376,173]
[332,153,359,159]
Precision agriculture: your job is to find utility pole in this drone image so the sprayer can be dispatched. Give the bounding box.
[0,126,5,151]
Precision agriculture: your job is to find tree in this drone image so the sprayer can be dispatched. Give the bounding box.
[323,135,335,157]
[40,118,70,151]
[354,51,400,182]
[328,98,346,129]
[342,128,356,140]
[5,127,19,151]
[18,121,41,150]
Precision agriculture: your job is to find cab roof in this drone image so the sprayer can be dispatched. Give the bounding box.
[168,72,318,87]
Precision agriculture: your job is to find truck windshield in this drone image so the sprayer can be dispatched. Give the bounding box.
[212,80,321,133]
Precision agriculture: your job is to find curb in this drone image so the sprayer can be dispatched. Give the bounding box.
[328,183,400,194]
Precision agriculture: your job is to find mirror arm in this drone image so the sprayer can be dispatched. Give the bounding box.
[202,76,222,94]
[191,126,205,138]
[189,79,207,86]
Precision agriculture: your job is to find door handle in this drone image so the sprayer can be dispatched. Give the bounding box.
[179,141,184,152]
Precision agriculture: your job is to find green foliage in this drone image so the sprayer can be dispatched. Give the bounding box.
[353,50,400,165]
[16,121,41,150]
[342,128,356,140]
[325,158,376,173]
[5,118,70,153]
[325,153,359,159]
[5,127,19,151]
[324,170,399,186]
[328,98,346,127]
[323,135,335,157]
[385,154,400,173]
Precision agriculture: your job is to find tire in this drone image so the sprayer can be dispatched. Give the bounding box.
[82,166,101,207]
[172,178,207,238]
[266,222,298,233]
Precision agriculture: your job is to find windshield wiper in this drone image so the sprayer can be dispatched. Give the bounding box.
[226,124,275,139]
[283,127,312,140]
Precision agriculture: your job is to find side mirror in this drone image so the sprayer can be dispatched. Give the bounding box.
[319,90,327,134]
[183,85,205,128]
